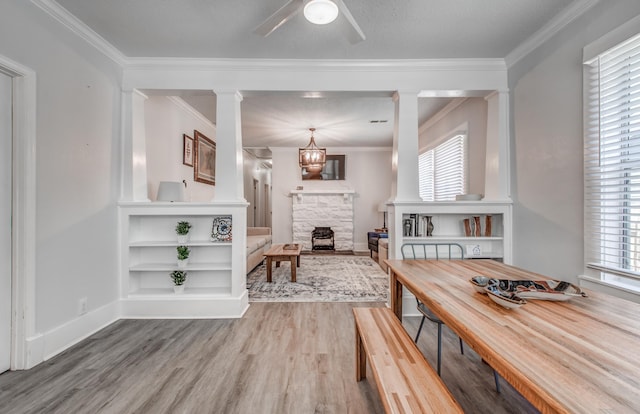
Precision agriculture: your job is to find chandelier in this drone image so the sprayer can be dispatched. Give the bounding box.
[299,128,326,174]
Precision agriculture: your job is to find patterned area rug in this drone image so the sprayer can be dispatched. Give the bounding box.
[247,255,388,302]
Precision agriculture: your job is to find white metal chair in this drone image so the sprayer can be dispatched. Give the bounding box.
[401,242,501,392]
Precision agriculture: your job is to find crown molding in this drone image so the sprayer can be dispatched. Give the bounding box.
[505,0,601,68]
[123,57,507,73]
[165,96,216,129]
[418,98,468,133]
[30,0,127,66]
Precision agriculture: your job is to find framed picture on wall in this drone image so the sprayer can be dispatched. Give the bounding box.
[194,130,215,185]
[183,134,194,167]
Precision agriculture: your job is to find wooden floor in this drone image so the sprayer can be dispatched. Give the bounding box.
[0,302,537,414]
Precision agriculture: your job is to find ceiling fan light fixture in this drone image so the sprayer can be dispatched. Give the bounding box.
[303,0,339,25]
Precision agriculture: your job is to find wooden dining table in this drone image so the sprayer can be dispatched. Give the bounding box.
[385,258,640,414]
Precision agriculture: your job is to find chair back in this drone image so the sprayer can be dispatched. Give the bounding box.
[400,243,464,260]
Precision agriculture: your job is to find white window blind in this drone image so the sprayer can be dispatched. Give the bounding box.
[419,134,466,201]
[585,32,640,284]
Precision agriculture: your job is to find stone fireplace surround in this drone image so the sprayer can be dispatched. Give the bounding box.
[291,189,355,251]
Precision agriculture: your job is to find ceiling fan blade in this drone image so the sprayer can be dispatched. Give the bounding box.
[333,0,366,43]
[254,0,304,37]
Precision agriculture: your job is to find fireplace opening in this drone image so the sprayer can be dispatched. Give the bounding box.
[312,227,334,251]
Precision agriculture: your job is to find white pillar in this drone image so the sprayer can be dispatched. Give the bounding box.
[391,91,422,203]
[121,89,149,201]
[484,90,511,201]
[214,90,245,202]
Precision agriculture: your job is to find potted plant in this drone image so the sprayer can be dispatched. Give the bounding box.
[177,245,190,269]
[175,221,192,243]
[170,270,187,294]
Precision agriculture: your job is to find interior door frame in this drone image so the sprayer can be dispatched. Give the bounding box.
[0,55,37,370]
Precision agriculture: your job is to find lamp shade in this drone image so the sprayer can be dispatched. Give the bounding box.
[303,0,339,25]
[378,202,388,212]
[157,181,185,202]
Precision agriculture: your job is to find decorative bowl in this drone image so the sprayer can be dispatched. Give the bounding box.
[469,276,494,293]
[485,285,526,309]
[492,279,587,301]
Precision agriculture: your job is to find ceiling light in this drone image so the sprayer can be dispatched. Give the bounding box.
[304,0,339,25]
[299,128,327,173]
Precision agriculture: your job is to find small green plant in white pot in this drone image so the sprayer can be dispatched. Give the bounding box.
[175,221,192,243]
[177,245,190,269]
[170,270,187,294]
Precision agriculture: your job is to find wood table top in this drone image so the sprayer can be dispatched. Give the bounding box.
[385,259,640,414]
[263,243,302,256]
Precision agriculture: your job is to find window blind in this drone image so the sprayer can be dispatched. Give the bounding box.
[585,32,640,281]
[419,134,466,201]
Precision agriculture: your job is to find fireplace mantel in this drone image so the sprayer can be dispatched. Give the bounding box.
[290,189,355,202]
[291,189,355,251]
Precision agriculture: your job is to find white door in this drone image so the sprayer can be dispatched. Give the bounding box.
[0,71,12,373]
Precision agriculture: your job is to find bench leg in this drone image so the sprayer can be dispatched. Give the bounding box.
[356,325,366,381]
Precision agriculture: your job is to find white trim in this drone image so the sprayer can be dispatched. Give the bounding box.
[418,98,468,134]
[41,301,120,361]
[419,122,468,154]
[0,55,37,370]
[124,57,508,72]
[505,0,601,68]
[578,275,640,303]
[165,96,216,129]
[583,13,640,63]
[30,0,127,66]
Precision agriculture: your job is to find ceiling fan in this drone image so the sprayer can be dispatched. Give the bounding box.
[254,0,366,44]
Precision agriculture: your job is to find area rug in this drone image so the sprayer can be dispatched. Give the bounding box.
[247,255,388,302]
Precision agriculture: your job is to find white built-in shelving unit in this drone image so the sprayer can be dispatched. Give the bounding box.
[119,202,249,318]
[389,201,513,264]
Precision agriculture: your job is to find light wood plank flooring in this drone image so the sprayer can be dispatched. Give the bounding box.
[0,302,537,414]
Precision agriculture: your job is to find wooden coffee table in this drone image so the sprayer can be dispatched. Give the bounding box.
[263,243,302,282]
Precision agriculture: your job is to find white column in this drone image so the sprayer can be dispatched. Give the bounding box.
[214,90,245,202]
[391,91,422,203]
[121,89,149,201]
[484,90,511,201]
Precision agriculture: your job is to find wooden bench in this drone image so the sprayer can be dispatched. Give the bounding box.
[353,307,463,414]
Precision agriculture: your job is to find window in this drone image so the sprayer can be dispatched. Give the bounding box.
[584,32,640,289]
[418,134,466,201]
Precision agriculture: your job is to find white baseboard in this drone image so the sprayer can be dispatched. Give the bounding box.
[120,291,249,319]
[24,333,44,369]
[41,300,120,361]
[24,292,250,367]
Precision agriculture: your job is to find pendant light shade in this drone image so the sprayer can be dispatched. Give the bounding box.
[299,128,326,170]
[303,0,339,25]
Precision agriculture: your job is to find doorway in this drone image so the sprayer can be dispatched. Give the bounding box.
[0,71,12,373]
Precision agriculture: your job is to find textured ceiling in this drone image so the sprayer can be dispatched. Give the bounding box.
[54,0,580,150]
[56,0,574,59]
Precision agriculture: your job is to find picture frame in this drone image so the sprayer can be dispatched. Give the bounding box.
[183,134,194,167]
[194,130,215,186]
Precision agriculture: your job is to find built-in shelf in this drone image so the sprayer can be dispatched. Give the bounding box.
[128,287,231,298]
[390,201,513,264]
[119,203,249,318]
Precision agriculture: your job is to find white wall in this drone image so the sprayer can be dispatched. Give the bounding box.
[271,147,392,251]
[419,98,488,196]
[508,0,640,281]
[144,96,216,202]
[0,0,122,359]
